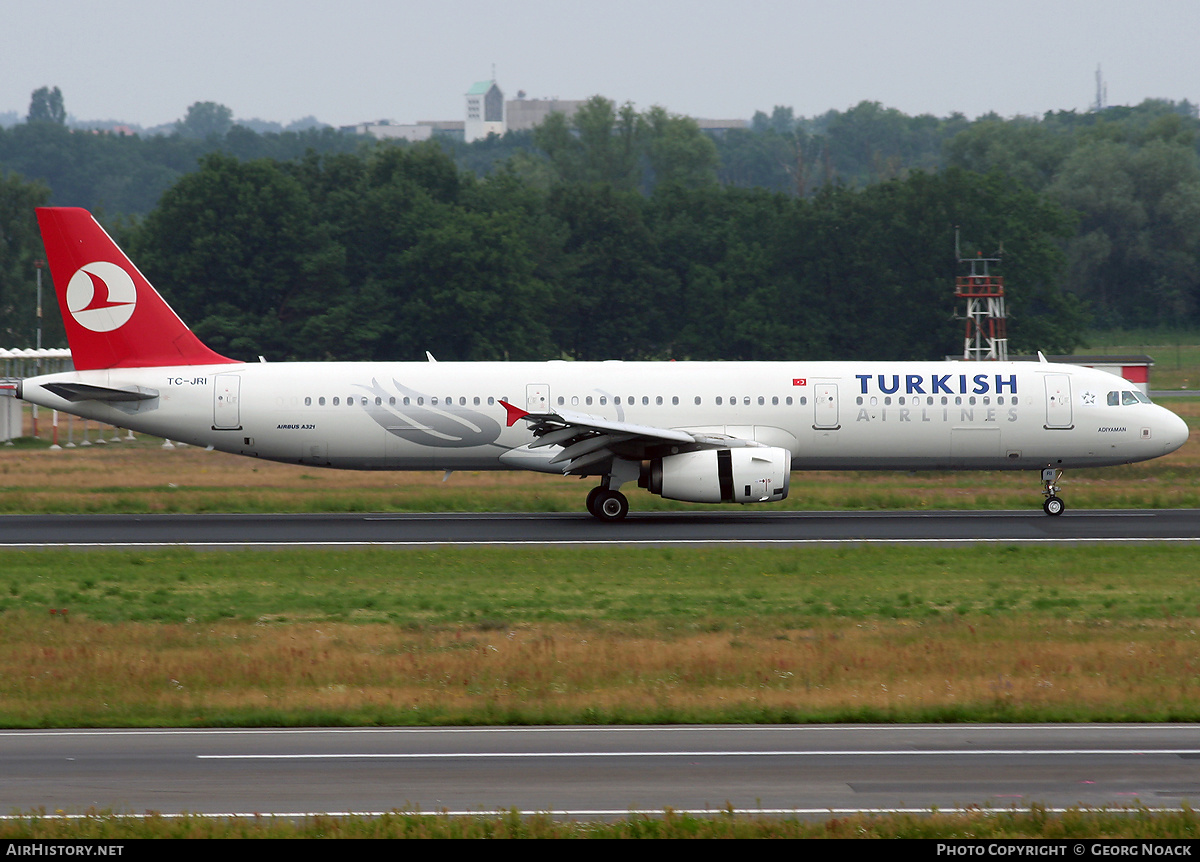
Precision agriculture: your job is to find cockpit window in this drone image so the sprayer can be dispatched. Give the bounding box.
[1133,390,1152,404]
[1107,391,1119,406]
[1121,391,1140,406]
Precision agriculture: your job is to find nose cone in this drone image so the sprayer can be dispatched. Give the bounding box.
[1161,407,1190,455]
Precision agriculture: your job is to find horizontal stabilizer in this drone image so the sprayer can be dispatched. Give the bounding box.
[40,382,159,403]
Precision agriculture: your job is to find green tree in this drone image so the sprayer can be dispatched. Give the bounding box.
[546,183,670,358]
[640,106,718,191]
[175,101,234,140]
[534,96,643,190]
[1049,139,1200,326]
[129,153,345,359]
[0,172,55,346]
[26,87,65,125]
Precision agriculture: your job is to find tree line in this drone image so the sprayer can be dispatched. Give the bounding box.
[2,90,1198,357]
[113,141,1077,363]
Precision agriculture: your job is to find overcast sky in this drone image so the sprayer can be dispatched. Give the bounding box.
[3,1,1197,129]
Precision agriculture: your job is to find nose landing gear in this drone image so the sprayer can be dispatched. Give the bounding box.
[1041,467,1065,516]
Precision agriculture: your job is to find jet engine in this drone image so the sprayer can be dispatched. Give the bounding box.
[640,447,791,504]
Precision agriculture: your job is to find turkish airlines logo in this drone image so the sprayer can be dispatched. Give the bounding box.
[66,262,137,332]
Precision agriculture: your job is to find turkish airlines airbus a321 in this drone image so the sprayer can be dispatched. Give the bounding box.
[8,207,1190,520]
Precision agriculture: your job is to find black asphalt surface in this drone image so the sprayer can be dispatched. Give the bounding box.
[1,725,1196,817]
[0,508,1198,546]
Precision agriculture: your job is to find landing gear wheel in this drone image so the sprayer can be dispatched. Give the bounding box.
[1040,467,1065,517]
[589,489,629,521]
[585,486,604,516]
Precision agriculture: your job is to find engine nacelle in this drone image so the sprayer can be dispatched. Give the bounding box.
[641,447,791,504]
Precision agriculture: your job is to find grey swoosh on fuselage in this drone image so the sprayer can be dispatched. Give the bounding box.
[357,378,504,449]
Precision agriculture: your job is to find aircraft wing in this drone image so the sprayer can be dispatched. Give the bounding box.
[500,400,762,474]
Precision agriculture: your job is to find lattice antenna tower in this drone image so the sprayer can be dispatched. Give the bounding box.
[954,228,1008,361]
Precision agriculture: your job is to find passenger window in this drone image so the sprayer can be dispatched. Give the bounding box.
[694,396,701,405]
[332,397,340,406]
[304,397,312,406]
[716,397,723,405]
[319,397,325,406]
[585,396,593,405]
[672,396,679,405]
[656,396,663,405]
[771,396,778,406]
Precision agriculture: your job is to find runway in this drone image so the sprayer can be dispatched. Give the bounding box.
[0,508,1198,547]
[1,725,1196,817]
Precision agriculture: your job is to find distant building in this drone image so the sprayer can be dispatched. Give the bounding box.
[465,80,505,142]
[506,96,587,132]
[694,118,749,137]
[344,79,749,146]
[418,120,465,142]
[342,120,433,142]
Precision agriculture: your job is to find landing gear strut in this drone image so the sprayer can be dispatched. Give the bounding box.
[586,486,629,521]
[1041,467,1065,516]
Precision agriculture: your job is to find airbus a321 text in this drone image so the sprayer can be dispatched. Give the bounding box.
[10,207,1190,520]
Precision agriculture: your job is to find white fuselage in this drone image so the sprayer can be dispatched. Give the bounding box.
[19,360,1189,475]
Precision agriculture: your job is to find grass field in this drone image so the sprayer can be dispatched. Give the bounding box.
[1,806,1197,839]
[2,544,1199,727]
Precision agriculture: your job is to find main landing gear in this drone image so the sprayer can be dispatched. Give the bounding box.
[1041,467,1065,516]
[586,486,629,521]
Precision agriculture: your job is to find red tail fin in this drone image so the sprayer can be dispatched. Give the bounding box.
[36,207,238,370]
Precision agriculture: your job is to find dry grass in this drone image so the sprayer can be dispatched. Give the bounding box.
[4,612,1198,726]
